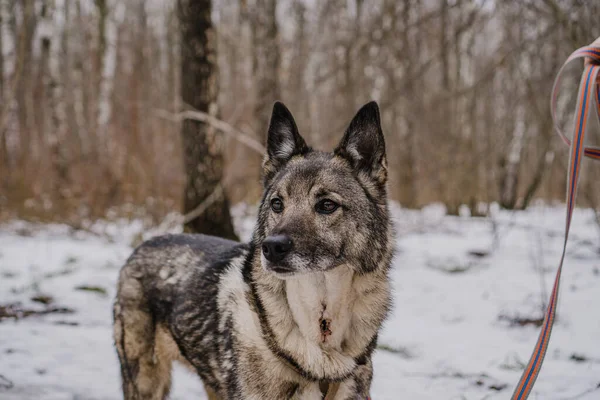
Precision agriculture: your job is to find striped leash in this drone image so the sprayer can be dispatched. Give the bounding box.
[511,38,600,400]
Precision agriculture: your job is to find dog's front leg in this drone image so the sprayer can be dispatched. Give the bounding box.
[292,382,324,399]
[327,360,373,400]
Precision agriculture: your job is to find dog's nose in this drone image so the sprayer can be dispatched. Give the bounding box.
[262,235,293,263]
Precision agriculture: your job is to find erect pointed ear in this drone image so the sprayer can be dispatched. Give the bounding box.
[262,102,309,185]
[334,101,387,185]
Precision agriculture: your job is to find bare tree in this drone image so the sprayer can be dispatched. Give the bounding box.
[247,0,280,199]
[0,0,6,169]
[0,0,3,107]
[178,0,237,239]
[1,0,599,225]
[15,0,36,166]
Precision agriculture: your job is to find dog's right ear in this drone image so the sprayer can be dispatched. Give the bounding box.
[262,102,308,185]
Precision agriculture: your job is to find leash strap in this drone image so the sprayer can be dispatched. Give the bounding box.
[511,42,600,400]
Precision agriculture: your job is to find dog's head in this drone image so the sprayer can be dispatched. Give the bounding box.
[255,101,391,278]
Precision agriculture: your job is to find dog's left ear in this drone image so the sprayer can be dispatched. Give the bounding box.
[335,101,387,185]
[262,102,309,185]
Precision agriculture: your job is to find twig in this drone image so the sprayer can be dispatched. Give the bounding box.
[154,108,266,154]
[153,178,231,234]
[0,374,13,389]
[182,183,225,225]
[566,382,600,400]
[582,185,600,247]
[0,303,75,321]
[531,226,548,314]
[491,219,593,248]
[153,105,263,232]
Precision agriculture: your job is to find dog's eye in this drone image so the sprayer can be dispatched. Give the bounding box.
[315,199,339,214]
[270,198,284,213]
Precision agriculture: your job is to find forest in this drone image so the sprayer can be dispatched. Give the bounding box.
[2,0,599,228]
[2,1,600,399]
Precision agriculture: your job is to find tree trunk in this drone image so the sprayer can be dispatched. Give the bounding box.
[289,0,309,126]
[75,0,94,159]
[15,0,36,165]
[0,0,6,169]
[0,1,4,105]
[401,0,419,208]
[178,0,237,240]
[94,0,108,157]
[252,0,280,137]
[61,0,82,160]
[248,0,280,199]
[38,1,52,177]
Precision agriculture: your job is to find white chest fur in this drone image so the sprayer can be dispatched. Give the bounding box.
[285,266,355,349]
[253,259,389,380]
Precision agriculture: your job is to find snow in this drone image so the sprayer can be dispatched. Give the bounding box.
[1,204,599,399]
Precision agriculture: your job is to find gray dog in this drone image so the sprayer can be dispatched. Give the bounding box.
[113,101,394,399]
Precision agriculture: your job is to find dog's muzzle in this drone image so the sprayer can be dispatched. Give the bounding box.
[261,235,293,264]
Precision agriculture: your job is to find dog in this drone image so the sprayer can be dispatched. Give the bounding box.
[113,101,394,399]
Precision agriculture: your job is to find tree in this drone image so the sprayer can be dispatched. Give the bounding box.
[247,0,280,199]
[0,0,6,169]
[178,0,237,240]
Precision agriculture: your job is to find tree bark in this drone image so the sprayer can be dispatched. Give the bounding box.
[38,1,51,170]
[401,0,419,208]
[0,0,6,169]
[94,0,108,157]
[251,0,280,137]
[15,0,36,164]
[61,0,82,160]
[247,0,280,199]
[0,1,4,104]
[178,0,237,240]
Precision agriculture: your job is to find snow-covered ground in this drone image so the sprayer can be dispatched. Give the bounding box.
[1,204,599,399]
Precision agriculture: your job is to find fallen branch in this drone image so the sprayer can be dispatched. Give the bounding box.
[0,303,75,321]
[0,374,13,389]
[403,371,507,391]
[567,382,600,400]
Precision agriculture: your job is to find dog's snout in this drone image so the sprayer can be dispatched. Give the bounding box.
[262,235,293,263]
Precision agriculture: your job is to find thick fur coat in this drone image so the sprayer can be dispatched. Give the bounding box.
[113,101,394,399]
